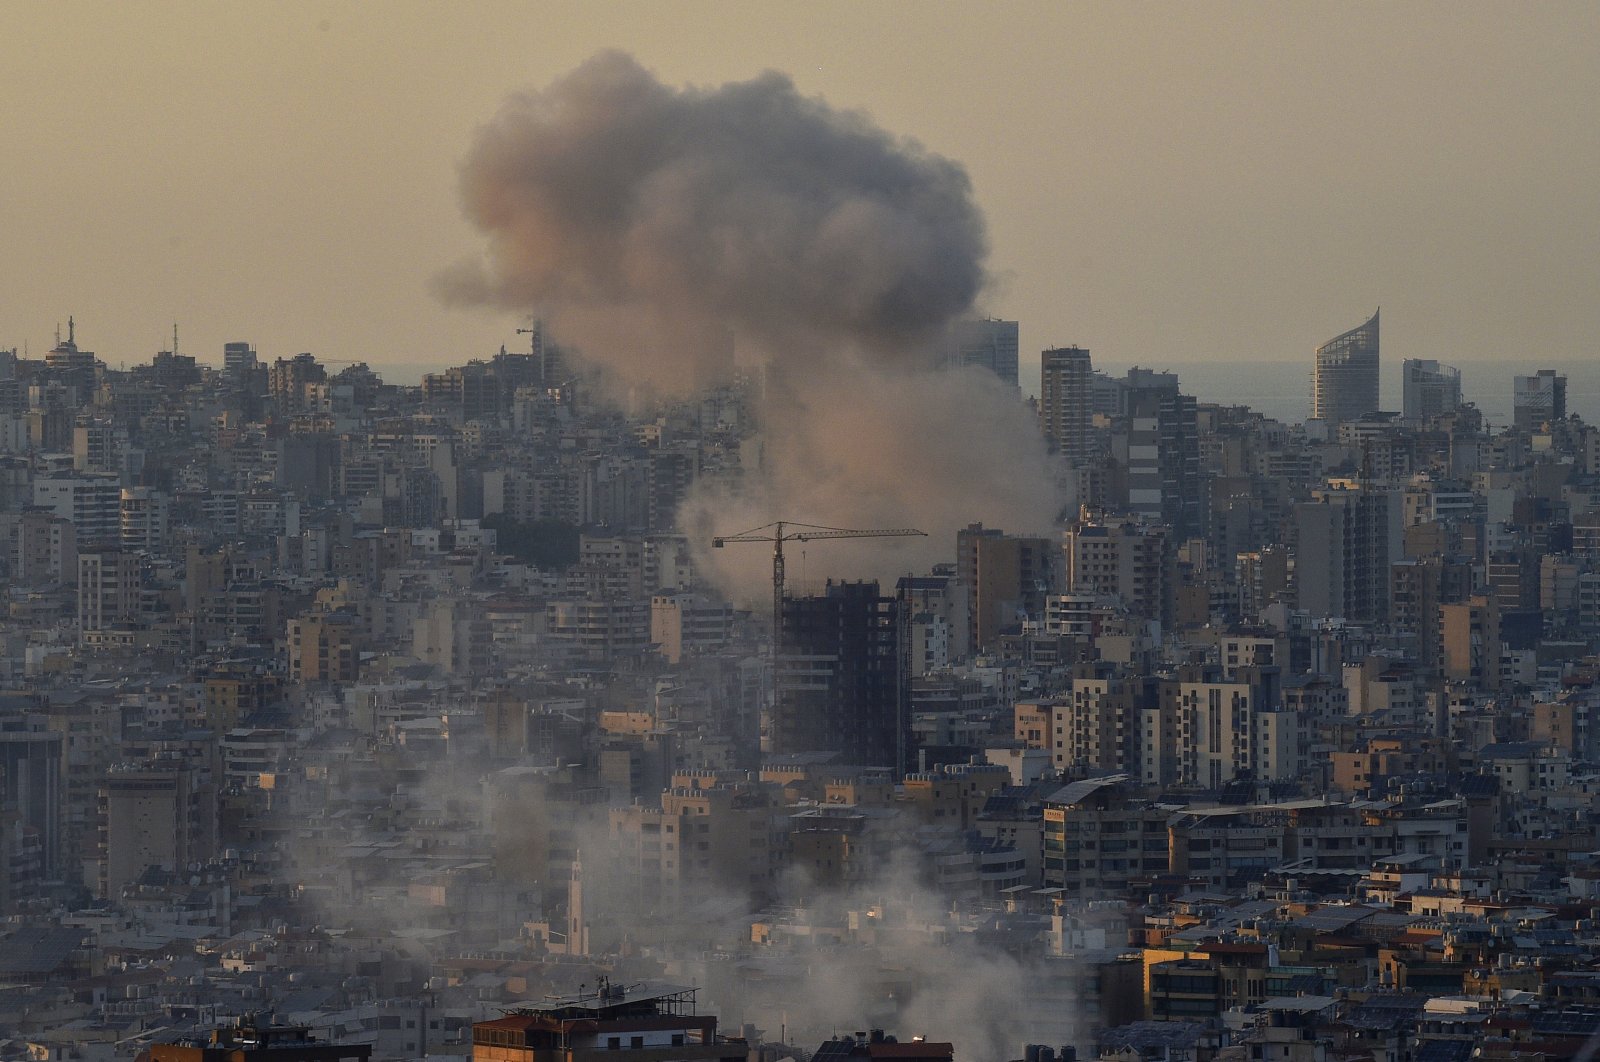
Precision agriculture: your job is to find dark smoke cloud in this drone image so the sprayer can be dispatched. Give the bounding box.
[444,52,1066,596]
[439,50,986,382]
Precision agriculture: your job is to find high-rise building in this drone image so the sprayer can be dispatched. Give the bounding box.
[956,523,1059,653]
[608,779,777,906]
[1389,554,1473,675]
[1293,484,1399,624]
[1311,310,1380,427]
[268,352,327,414]
[119,487,167,553]
[222,341,257,384]
[100,755,215,899]
[897,571,971,661]
[1441,595,1500,688]
[72,415,119,475]
[43,317,99,401]
[0,722,63,882]
[33,472,121,549]
[1063,515,1174,631]
[1235,546,1290,622]
[546,597,649,665]
[649,446,698,531]
[944,317,1019,388]
[1176,671,1256,790]
[77,549,143,635]
[650,591,735,664]
[286,613,360,683]
[413,598,494,674]
[422,362,503,420]
[15,508,76,587]
[1042,775,1171,897]
[1513,369,1567,432]
[1050,661,1143,776]
[1121,371,1202,539]
[1040,346,1093,463]
[774,580,908,774]
[514,319,573,391]
[1401,359,1462,420]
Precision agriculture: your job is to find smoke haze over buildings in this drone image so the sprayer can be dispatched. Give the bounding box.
[442,52,1064,593]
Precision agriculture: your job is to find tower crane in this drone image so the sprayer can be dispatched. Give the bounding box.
[515,322,542,356]
[712,521,927,658]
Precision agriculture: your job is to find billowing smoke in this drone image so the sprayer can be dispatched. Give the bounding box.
[677,362,1064,595]
[443,51,1064,593]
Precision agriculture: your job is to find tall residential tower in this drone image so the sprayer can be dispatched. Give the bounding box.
[774,581,909,775]
[1040,346,1093,464]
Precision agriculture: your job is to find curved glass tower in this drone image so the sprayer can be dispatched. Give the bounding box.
[1311,309,1380,426]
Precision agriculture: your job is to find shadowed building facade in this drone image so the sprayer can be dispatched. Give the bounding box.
[1294,484,1398,625]
[773,580,909,775]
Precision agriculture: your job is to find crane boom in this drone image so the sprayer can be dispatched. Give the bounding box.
[712,521,925,544]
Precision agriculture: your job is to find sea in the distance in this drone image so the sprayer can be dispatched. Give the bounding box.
[357,357,1600,430]
[1093,358,1600,429]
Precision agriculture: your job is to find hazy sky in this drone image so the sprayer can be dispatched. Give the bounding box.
[4,2,1597,393]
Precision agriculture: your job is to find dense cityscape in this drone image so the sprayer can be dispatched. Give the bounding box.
[5,4,1600,1061]
[0,303,1598,1062]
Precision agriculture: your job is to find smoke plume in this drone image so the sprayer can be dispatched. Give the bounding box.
[443,52,1065,592]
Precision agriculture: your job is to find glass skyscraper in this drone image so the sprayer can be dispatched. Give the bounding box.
[1402,358,1462,420]
[1311,309,1380,426]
